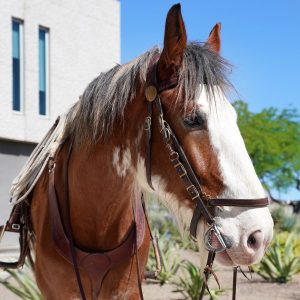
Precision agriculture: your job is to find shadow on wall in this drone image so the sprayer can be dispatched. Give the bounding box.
[0,139,36,223]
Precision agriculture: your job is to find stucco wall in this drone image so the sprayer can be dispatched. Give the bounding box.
[0,140,36,223]
[0,0,120,233]
[0,0,120,143]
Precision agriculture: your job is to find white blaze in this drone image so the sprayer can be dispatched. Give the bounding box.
[197,87,265,199]
[197,86,273,265]
[135,86,273,266]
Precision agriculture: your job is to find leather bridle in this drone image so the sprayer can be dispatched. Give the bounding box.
[144,61,270,299]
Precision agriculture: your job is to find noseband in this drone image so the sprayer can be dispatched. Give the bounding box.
[144,62,269,299]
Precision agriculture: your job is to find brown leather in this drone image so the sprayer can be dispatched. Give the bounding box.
[208,197,269,207]
[4,204,22,233]
[0,201,30,269]
[199,251,216,299]
[232,266,238,300]
[48,143,145,299]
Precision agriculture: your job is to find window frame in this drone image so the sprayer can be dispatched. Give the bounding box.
[38,26,50,118]
[12,18,24,114]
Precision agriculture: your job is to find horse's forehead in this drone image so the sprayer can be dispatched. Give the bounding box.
[196,86,236,121]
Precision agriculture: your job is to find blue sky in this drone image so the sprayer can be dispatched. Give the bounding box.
[121,0,300,113]
[122,1,300,200]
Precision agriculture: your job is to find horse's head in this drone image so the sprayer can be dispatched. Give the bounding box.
[137,4,273,267]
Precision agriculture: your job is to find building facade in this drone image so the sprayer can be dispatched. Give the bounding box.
[0,0,120,223]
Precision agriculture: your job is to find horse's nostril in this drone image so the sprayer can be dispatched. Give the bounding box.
[246,231,263,250]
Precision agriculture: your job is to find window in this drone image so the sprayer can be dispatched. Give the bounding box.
[39,27,49,116]
[12,19,23,112]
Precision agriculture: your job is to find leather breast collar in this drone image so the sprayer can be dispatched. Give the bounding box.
[48,143,146,299]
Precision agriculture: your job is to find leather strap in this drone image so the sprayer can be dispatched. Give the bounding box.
[4,204,22,233]
[232,266,238,300]
[53,143,86,300]
[0,201,30,269]
[199,251,216,300]
[145,102,154,189]
[48,143,145,299]
[208,197,269,207]
[141,196,163,280]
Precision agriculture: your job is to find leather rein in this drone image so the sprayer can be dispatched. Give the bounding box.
[143,61,270,300]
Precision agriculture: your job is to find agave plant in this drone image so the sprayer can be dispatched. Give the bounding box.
[172,260,227,300]
[271,207,298,232]
[253,232,300,283]
[146,233,182,285]
[0,264,43,299]
[146,195,198,252]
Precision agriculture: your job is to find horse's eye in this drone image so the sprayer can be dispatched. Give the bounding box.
[183,114,205,129]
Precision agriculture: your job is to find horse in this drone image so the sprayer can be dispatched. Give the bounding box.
[3,3,274,300]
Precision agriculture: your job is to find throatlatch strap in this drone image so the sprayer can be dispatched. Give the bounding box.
[145,102,154,189]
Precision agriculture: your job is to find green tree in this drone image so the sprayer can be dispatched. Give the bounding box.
[233,100,300,192]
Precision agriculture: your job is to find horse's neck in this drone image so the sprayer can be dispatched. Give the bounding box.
[67,136,143,251]
[59,93,147,250]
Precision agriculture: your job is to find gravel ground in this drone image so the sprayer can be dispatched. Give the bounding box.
[143,267,300,300]
[143,249,300,300]
[1,271,299,300]
[0,249,299,300]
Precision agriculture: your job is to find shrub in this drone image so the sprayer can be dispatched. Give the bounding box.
[176,235,198,252]
[146,196,198,252]
[172,260,227,300]
[253,232,300,283]
[271,207,297,232]
[0,264,43,299]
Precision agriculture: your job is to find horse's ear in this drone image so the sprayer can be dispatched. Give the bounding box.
[206,23,221,54]
[157,4,187,81]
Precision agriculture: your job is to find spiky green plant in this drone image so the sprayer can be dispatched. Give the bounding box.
[253,232,300,283]
[146,196,198,252]
[172,260,227,300]
[271,207,298,232]
[0,264,43,299]
[147,234,182,285]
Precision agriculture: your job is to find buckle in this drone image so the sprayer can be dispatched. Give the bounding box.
[186,185,199,200]
[190,234,197,243]
[144,117,151,131]
[169,151,179,162]
[48,158,56,173]
[204,223,227,253]
[12,224,20,230]
[174,162,187,178]
[162,127,171,141]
